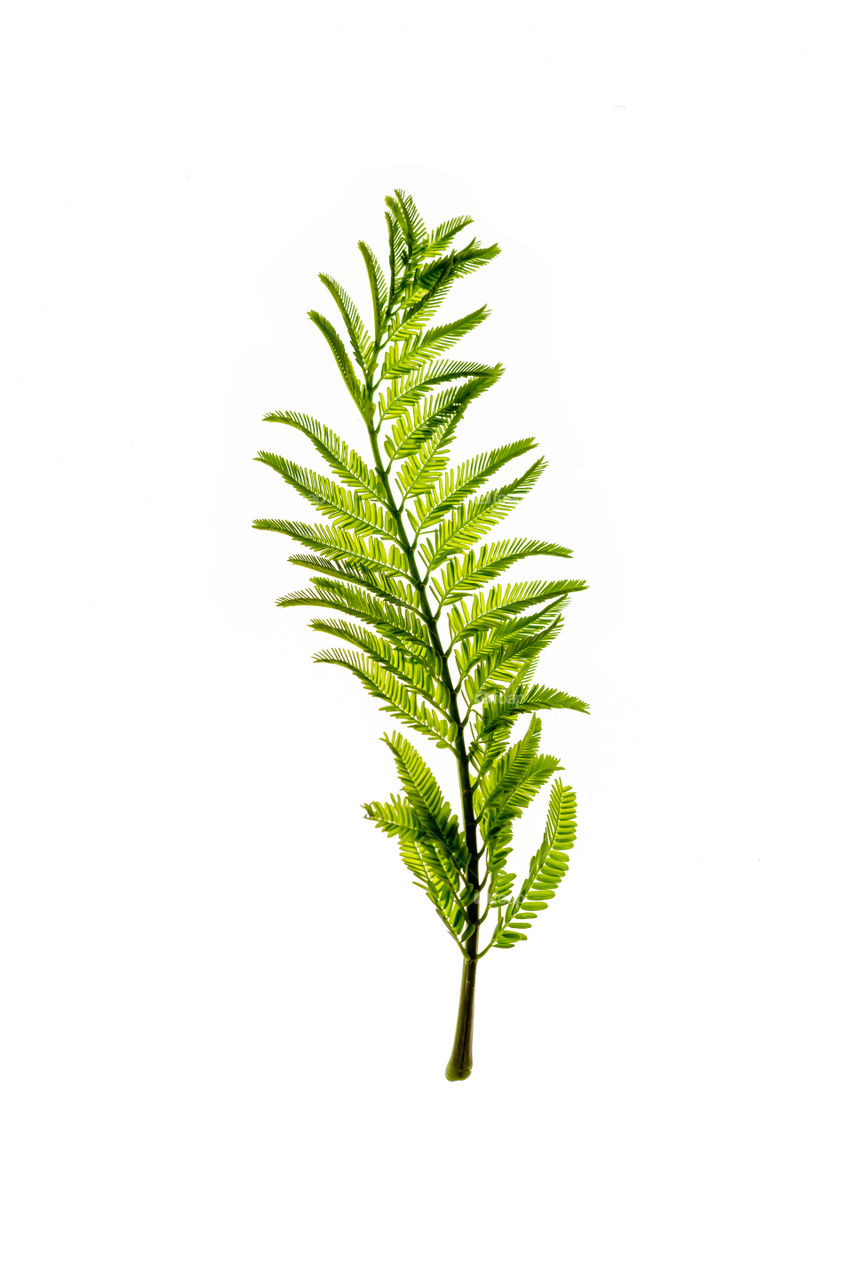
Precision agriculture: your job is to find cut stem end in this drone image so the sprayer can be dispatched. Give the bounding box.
[444,954,477,1082]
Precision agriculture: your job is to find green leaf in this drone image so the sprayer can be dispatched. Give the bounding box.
[432,538,574,609]
[382,306,490,379]
[454,601,567,687]
[386,210,407,293]
[381,731,466,868]
[277,579,434,659]
[386,380,482,463]
[389,189,428,246]
[285,554,426,621]
[262,410,384,503]
[364,800,466,940]
[253,518,411,580]
[448,579,588,645]
[470,685,590,766]
[358,240,388,338]
[379,361,503,420]
[386,367,503,467]
[309,617,444,697]
[415,241,500,292]
[463,619,564,706]
[492,781,577,949]
[308,310,369,416]
[420,458,547,573]
[314,649,457,747]
[411,440,537,532]
[254,191,589,980]
[422,214,474,257]
[318,273,373,371]
[255,452,395,539]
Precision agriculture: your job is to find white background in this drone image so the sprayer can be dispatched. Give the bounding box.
[2,3,851,1276]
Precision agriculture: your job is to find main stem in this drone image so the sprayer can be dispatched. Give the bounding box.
[364,312,481,1081]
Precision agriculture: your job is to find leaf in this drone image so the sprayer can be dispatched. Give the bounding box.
[462,618,564,706]
[386,210,407,293]
[318,273,373,370]
[415,241,500,292]
[262,410,384,502]
[308,310,369,416]
[448,579,588,645]
[470,684,590,766]
[285,554,425,622]
[420,458,548,573]
[381,731,466,868]
[476,717,560,830]
[411,439,537,532]
[386,379,487,463]
[253,518,411,580]
[277,580,434,659]
[255,452,395,539]
[364,799,466,939]
[394,414,458,504]
[358,240,388,338]
[379,361,503,420]
[313,649,457,747]
[309,617,443,695]
[454,600,567,686]
[474,716,560,913]
[389,189,427,246]
[381,306,490,379]
[431,538,574,609]
[254,191,589,980]
[492,781,577,948]
[422,214,474,257]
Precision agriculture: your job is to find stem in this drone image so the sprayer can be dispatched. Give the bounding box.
[365,278,482,1078]
[444,954,477,1081]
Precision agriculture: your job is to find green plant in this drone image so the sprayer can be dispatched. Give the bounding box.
[254,191,588,1080]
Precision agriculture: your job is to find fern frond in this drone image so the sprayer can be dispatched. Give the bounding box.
[469,685,590,768]
[318,274,373,371]
[415,241,501,293]
[410,440,537,533]
[382,307,490,380]
[462,618,564,706]
[308,310,369,416]
[262,410,384,503]
[448,579,588,644]
[314,649,457,747]
[277,581,434,659]
[475,717,561,825]
[474,716,562,913]
[364,802,466,940]
[431,537,574,609]
[453,600,567,685]
[400,837,467,939]
[358,240,388,338]
[386,280,453,345]
[309,617,443,693]
[422,214,474,257]
[253,518,411,581]
[254,190,588,1076]
[492,781,576,948]
[385,378,487,463]
[420,458,548,573]
[386,210,407,291]
[381,731,466,867]
[255,453,395,539]
[379,361,503,420]
[285,555,426,622]
[390,189,428,246]
[394,426,456,502]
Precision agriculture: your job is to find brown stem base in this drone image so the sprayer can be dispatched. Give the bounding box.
[445,955,478,1081]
